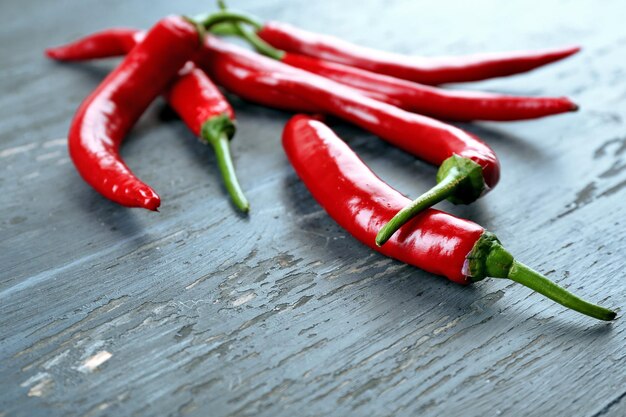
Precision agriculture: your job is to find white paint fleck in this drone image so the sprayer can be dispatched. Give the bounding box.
[36,151,62,161]
[28,379,54,397]
[23,171,40,180]
[21,372,53,397]
[43,349,70,370]
[43,138,67,148]
[0,143,36,158]
[80,339,105,359]
[77,350,112,373]
[20,372,50,387]
[232,292,256,307]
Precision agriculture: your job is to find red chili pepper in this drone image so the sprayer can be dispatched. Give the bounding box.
[283,115,616,321]
[45,28,142,61]
[257,20,580,85]
[47,28,320,114]
[200,37,503,244]
[164,63,249,212]
[206,41,500,244]
[46,28,578,122]
[279,53,578,121]
[67,16,200,210]
[212,13,580,122]
[50,29,500,236]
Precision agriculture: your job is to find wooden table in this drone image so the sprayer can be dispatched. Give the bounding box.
[1,0,624,416]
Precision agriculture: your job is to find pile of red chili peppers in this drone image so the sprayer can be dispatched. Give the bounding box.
[45,3,617,321]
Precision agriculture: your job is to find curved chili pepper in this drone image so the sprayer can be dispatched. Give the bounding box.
[67,16,200,210]
[238,63,499,243]
[202,37,501,245]
[164,63,249,212]
[283,115,616,321]
[47,27,321,113]
[47,27,577,122]
[257,21,580,85]
[48,26,249,211]
[207,37,502,245]
[49,29,500,229]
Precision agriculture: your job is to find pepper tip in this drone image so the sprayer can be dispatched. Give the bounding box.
[141,195,161,212]
[44,48,60,59]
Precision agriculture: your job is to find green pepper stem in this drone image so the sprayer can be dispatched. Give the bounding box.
[201,117,249,213]
[213,0,285,60]
[376,168,467,247]
[469,232,617,321]
[231,23,285,60]
[209,22,240,36]
[199,10,263,32]
[506,261,616,321]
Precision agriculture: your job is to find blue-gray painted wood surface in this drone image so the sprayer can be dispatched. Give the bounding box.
[1,0,625,416]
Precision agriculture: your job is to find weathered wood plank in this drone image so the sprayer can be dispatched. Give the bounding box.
[1,0,624,416]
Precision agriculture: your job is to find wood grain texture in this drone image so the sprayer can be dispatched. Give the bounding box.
[1,0,624,416]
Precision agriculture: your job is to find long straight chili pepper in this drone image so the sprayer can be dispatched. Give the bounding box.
[276,53,578,122]
[283,115,616,321]
[215,2,580,85]
[212,13,579,122]
[66,16,200,210]
[48,27,578,122]
[164,63,249,212]
[255,21,580,85]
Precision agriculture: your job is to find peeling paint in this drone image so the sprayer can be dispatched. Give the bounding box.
[232,292,256,307]
[42,138,67,148]
[36,151,62,161]
[0,143,36,158]
[21,372,54,397]
[77,351,112,373]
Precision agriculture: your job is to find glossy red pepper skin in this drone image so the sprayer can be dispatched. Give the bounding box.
[283,115,484,284]
[45,28,141,61]
[164,62,235,135]
[280,53,578,121]
[258,21,580,85]
[198,37,499,188]
[253,70,500,188]
[67,16,199,210]
[47,30,235,133]
[45,30,397,112]
[198,37,322,113]
[47,29,576,122]
[51,30,499,188]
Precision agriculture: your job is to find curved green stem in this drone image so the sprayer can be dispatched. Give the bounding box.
[468,232,617,321]
[201,116,249,213]
[376,168,466,246]
[376,155,486,247]
[213,0,285,60]
[507,261,616,321]
[182,16,207,43]
[200,10,263,32]
[231,23,285,60]
[210,22,240,36]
